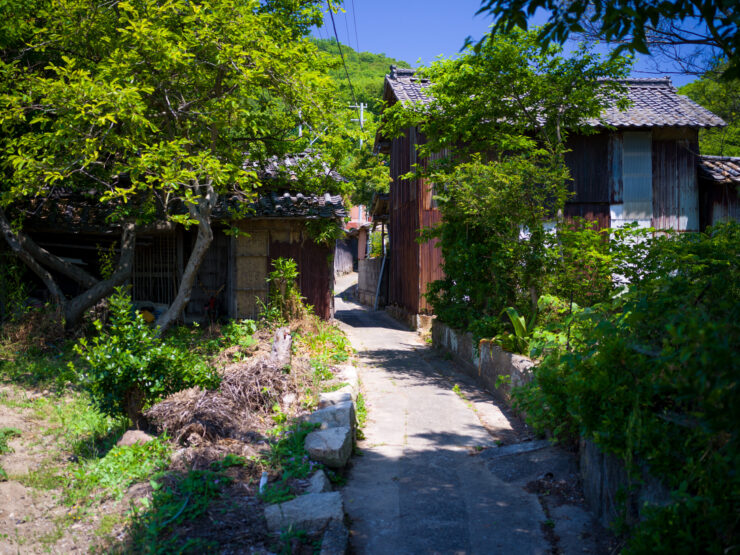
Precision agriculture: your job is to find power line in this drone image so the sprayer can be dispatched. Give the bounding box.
[327,1,359,109]
[351,0,360,52]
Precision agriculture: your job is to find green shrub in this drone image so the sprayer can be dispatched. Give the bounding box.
[72,288,220,426]
[514,222,740,553]
[264,258,305,324]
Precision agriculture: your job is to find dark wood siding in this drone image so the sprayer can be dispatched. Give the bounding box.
[269,237,333,319]
[652,137,699,231]
[564,132,612,229]
[564,133,610,203]
[187,228,229,321]
[699,178,740,230]
[389,128,421,314]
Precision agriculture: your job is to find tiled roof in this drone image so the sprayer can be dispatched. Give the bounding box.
[698,155,740,184]
[593,78,725,128]
[26,190,345,232]
[219,191,346,220]
[383,68,725,129]
[250,151,345,183]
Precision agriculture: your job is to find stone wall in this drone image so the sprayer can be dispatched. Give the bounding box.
[431,320,534,404]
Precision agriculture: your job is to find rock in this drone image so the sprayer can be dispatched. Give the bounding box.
[270,327,292,368]
[305,427,352,468]
[308,401,355,431]
[318,389,352,409]
[116,430,155,447]
[335,365,359,393]
[283,393,297,407]
[264,492,344,533]
[320,520,349,555]
[307,470,332,494]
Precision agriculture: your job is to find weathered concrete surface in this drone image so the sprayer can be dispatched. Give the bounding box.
[333,273,608,555]
[320,520,349,555]
[318,389,353,409]
[305,427,353,468]
[308,401,355,432]
[264,492,343,533]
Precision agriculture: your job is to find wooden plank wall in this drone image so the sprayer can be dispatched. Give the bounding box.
[564,132,612,229]
[418,136,444,313]
[185,228,230,322]
[334,238,354,276]
[270,234,333,319]
[389,127,421,314]
[652,129,699,231]
[699,179,740,230]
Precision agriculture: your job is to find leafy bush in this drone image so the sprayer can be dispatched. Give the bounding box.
[514,222,740,553]
[72,288,220,426]
[263,258,306,324]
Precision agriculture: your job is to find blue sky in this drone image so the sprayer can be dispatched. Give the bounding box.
[312,0,699,88]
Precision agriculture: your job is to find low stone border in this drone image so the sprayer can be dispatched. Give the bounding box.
[263,363,360,554]
[431,320,534,404]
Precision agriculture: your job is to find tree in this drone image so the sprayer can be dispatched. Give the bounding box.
[679,64,740,156]
[382,30,629,336]
[476,0,740,78]
[0,0,347,332]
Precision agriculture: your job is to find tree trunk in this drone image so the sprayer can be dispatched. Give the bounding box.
[0,207,138,330]
[0,207,65,307]
[155,196,215,334]
[63,223,136,327]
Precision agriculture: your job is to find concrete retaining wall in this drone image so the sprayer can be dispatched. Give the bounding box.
[431,320,534,404]
[580,438,672,528]
[358,258,384,307]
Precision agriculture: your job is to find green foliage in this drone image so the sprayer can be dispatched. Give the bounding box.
[513,222,740,553]
[129,468,231,553]
[96,242,118,281]
[265,258,306,324]
[355,392,367,430]
[72,288,220,424]
[65,437,171,509]
[0,252,28,323]
[477,0,740,79]
[492,307,535,355]
[679,65,740,156]
[312,38,410,116]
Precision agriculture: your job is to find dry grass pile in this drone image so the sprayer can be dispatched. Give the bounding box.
[0,306,65,351]
[147,328,312,445]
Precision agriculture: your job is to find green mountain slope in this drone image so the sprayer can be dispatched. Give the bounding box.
[312,38,411,115]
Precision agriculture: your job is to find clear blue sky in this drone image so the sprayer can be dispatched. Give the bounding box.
[312,0,698,88]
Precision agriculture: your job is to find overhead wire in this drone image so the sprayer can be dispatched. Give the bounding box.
[327,0,359,111]
[350,0,360,52]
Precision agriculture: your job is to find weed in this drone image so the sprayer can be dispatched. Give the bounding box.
[356,392,367,430]
[129,468,230,552]
[0,427,20,455]
[452,383,465,399]
[17,466,65,490]
[263,421,322,479]
[65,436,171,510]
[321,382,350,393]
[95,514,119,537]
[274,526,318,555]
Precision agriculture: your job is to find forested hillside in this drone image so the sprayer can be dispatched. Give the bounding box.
[313,38,411,114]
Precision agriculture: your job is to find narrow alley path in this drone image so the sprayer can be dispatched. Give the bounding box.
[333,273,610,555]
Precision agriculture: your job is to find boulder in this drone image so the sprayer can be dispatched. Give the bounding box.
[264,492,344,533]
[307,469,332,494]
[320,520,349,555]
[305,427,352,468]
[318,389,352,409]
[308,401,355,431]
[116,430,154,447]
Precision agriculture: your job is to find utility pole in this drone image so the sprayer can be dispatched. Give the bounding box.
[349,102,366,147]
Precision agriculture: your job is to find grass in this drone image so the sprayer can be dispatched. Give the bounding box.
[0,427,21,480]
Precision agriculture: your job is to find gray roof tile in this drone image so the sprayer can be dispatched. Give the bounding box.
[698,155,740,184]
[384,68,725,129]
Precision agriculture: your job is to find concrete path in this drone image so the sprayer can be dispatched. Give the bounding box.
[333,273,610,555]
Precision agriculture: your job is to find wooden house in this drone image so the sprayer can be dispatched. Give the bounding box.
[21,157,346,323]
[375,66,727,329]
